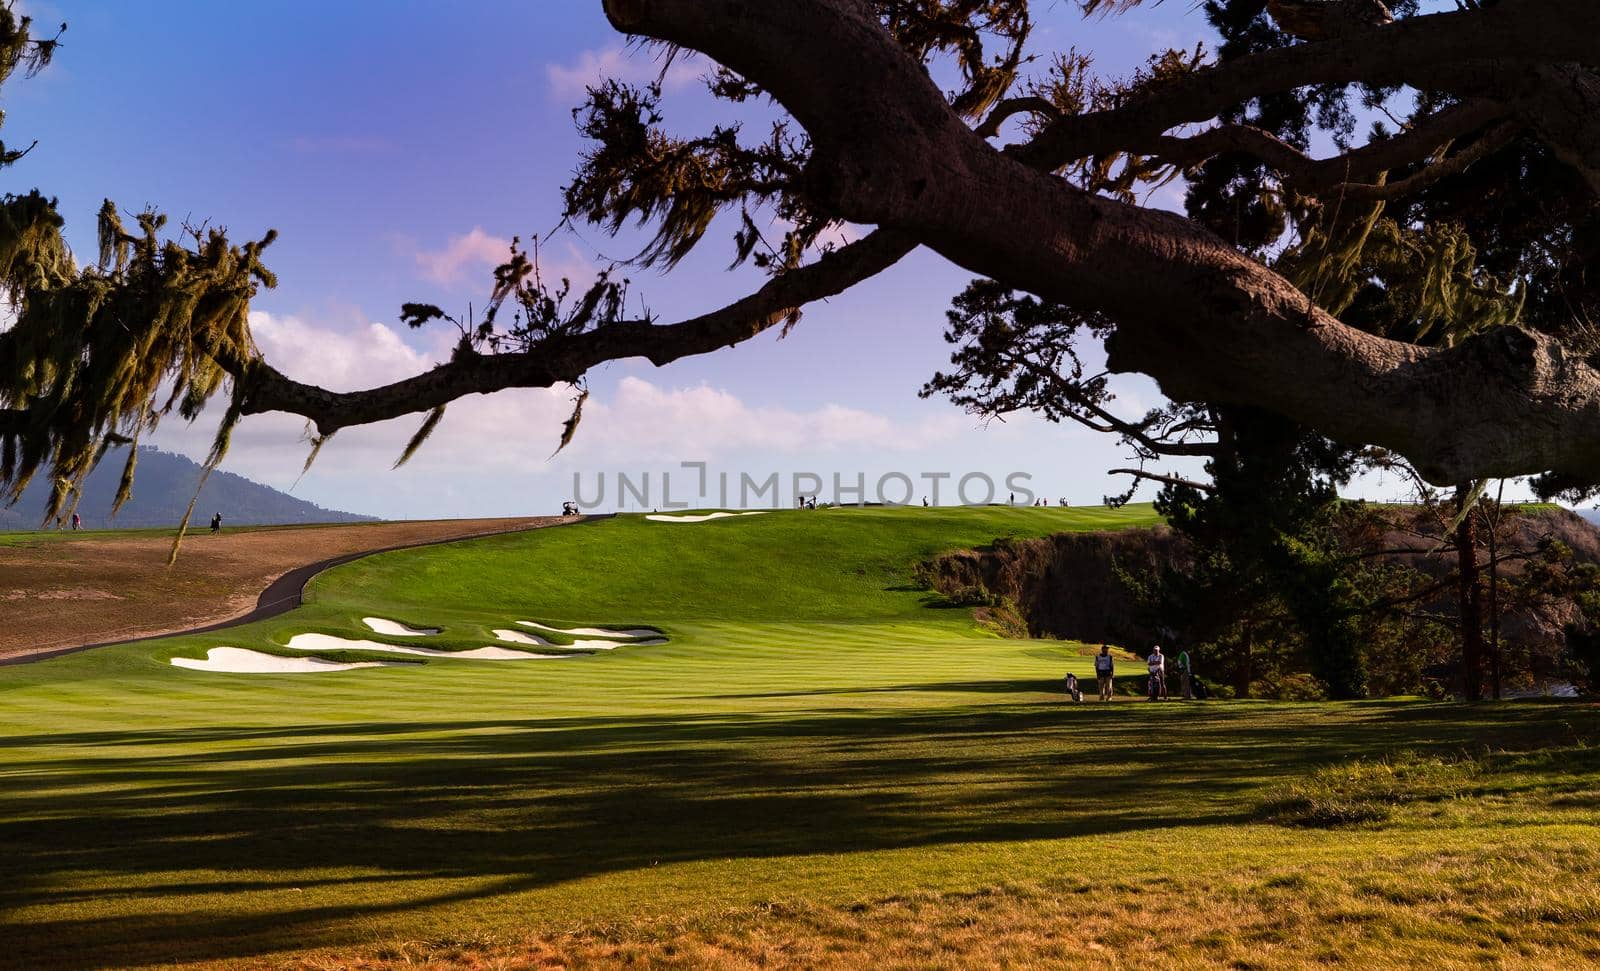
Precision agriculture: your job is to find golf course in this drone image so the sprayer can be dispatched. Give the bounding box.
[5,505,1600,969]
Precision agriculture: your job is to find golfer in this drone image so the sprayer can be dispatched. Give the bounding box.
[1094,643,1115,701]
[1147,645,1167,701]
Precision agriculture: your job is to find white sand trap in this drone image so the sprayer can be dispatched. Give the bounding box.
[286,633,571,661]
[644,511,766,523]
[362,616,440,636]
[517,620,662,638]
[566,637,669,651]
[492,628,553,646]
[171,647,400,674]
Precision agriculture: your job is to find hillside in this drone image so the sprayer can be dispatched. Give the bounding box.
[0,446,373,530]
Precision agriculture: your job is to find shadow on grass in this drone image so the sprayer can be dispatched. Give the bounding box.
[0,700,1596,967]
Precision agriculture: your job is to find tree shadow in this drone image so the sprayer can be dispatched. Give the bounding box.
[1,700,1595,967]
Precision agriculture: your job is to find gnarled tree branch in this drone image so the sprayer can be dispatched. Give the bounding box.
[240,228,916,433]
[596,0,1600,485]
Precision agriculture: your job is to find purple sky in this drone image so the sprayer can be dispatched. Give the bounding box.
[5,1,1481,516]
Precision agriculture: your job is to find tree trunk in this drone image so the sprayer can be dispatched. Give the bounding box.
[1456,487,1486,701]
[1486,488,1504,701]
[1234,622,1254,699]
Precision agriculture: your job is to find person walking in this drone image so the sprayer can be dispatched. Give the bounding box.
[209,513,222,535]
[1178,648,1193,700]
[1147,645,1167,701]
[70,512,81,531]
[1064,671,1082,702]
[1094,643,1115,701]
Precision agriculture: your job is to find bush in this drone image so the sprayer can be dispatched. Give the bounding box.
[941,583,999,608]
[1258,752,1476,828]
[1250,673,1330,701]
[974,598,1029,638]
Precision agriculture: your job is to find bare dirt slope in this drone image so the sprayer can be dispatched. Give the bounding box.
[0,517,563,660]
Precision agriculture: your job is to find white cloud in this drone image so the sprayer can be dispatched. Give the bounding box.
[148,313,976,516]
[546,44,702,99]
[407,230,600,292]
[574,376,965,460]
[412,227,513,285]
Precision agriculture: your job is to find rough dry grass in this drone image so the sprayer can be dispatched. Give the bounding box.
[0,517,561,659]
[4,506,1599,969]
[287,839,1600,970]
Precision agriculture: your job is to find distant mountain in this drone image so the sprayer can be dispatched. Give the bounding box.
[0,446,376,530]
[1579,509,1600,528]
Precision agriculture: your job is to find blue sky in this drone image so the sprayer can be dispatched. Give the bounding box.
[4,1,1468,516]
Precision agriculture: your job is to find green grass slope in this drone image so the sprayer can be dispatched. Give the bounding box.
[3,504,1600,969]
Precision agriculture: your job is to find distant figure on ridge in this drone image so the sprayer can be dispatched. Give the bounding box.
[209,513,222,535]
[70,512,80,531]
[1095,643,1115,701]
[1147,645,1167,701]
[922,497,929,507]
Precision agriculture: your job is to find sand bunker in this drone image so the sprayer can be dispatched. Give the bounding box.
[362,617,440,636]
[172,647,402,674]
[517,620,661,638]
[556,637,670,651]
[644,511,766,523]
[171,616,664,676]
[286,633,571,661]
[492,628,553,646]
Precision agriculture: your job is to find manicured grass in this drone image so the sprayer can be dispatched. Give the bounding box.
[2,503,1598,968]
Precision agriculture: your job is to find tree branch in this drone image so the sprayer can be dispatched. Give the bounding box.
[241,228,916,433]
[600,0,1600,484]
[1015,1,1600,178]
[975,96,1060,140]
[1143,100,1512,197]
[1108,467,1214,492]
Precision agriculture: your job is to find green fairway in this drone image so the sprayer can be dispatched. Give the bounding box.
[4,504,1600,969]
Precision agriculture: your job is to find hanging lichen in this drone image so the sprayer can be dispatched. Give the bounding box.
[1278,192,1524,347]
[393,405,447,469]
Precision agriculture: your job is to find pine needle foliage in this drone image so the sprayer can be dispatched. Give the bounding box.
[1279,197,1523,346]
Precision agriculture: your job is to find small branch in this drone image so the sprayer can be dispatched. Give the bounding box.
[1108,468,1214,492]
[1141,101,1510,197]
[1327,120,1522,201]
[976,96,1060,139]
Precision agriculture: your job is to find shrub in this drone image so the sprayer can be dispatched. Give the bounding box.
[942,583,999,608]
[974,598,1029,638]
[1250,673,1330,701]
